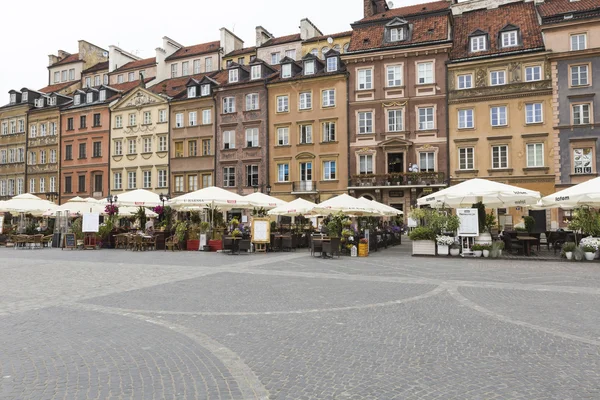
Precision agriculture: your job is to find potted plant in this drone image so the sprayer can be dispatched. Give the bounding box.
[493,240,505,257]
[582,244,596,261]
[471,243,483,257]
[523,215,535,233]
[450,242,461,256]
[187,226,200,251]
[409,227,436,256]
[358,238,369,257]
[174,221,187,249]
[436,235,454,256]
[231,228,242,238]
[482,243,492,258]
[562,242,576,260]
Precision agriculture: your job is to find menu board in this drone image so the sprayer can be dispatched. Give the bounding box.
[63,233,76,249]
[82,213,100,233]
[457,208,479,237]
[0,215,4,234]
[251,218,270,244]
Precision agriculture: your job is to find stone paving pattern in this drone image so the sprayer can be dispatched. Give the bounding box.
[0,243,599,399]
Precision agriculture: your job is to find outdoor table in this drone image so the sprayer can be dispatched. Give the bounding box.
[518,236,538,256]
[312,237,331,258]
[226,236,242,255]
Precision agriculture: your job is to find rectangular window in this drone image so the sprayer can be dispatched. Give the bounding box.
[358,69,372,90]
[491,106,507,126]
[278,164,289,182]
[205,58,213,72]
[458,109,474,129]
[188,175,198,191]
[187,86,196,98]
[85,77,91,88]
[202,139,211,155]
[143,111,151,125]
[1,122,6,135]
[457,74,472,89]
[299,92,312,110]
[571,33,587,51]
[245,128,259,147]
[18,148,24,162]
[143,171,151,189]
[93,142,101,157]
[470,35,486,52]
[94,75,101,86]
[49,122,56,135]
[223,131,235,149]
[246,93,259,111]
[387,65,402,87]
[176,113,184,128]
[526,103,543,124]
[93,113,101,127]
[64,177,72,193]
[223,97,235,113]
[49,149,56,163]
[115,115,122,128]
[39,178,45,193]
[223,167,236,187]
[300,162,312,183]
[143,137,152,153]
[327,57,338,72]
[175,141,184,157]
[459,147,474,170]
[419,152,435,172]
[271,52,280,65]
[117,75,124,84]
[300,125,313,144]
[128,139,136,154]
[285,49,296,59]
[114,173,122,190]
[80,116,87,129]
[188,140,197,157]
[129,113,136,126]
[490,70,506,86]
[323,161,337,180]
[40,124,47,136]
[304,60,315,75]
[202,174,212,188]
[28,151,37,165]
[387,109,403,132]
[78,175,86,193]
[322,89,335,107]
[17,179,23,195]
[201,84,210,96]
[526,143,544,167]
[127,172,137,189]
[417,62,433,84]
[158,136,167,152]
[159,110,167,123]
[501,31,518,47]
[229,69,239,83]
[0,181,5,197]
[574,148,593,174]
[54,71,60,83]
[189,111,197,126]
[182,61,189,76]
[193,59,201,74]
[8,179,15,196]
[10,121,16,134]
[282,64,292,78]
[571,65,589,86]
[572,103,591,125]
[18,119,25,132]
[126,72,134,82]
[114,140,122,156]
[418,107,435,130]
[79,143,86,159]
[61,70,67,82]
[65,145,72,160]
[251,65,261,80]
[359,155,373,174]
[358,111,373,134]
[492,145,508,169]
[175,176,184,192]
[525,66,542,82]
[8,149,14,163]
[103,74,108,85]
[202,109,211,125]
[0,150,5,163]
[277,127,289,146]
[323,122,336,142]
[390,27,404,41]
[277,96,289,112]
[245,165,259,187]
[158,170,167,188]
[171,63,178,78]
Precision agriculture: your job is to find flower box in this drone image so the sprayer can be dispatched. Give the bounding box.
[208,239,222,252]
[437,244,449,256]
[358,243,369,257]
[412,240,436,256]
[187,239,200,251]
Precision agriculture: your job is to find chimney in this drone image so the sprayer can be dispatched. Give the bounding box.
[48,54,59,66]
[255,26,274,47]
[57,50,70,59]
[300,18,323,41]
[364,0,388,18]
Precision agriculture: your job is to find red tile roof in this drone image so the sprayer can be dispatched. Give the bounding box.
[450,2,544,60]
[38,81,78,94]
[303,31,353,44]
[165,41,221,61]
[359,0,450,22]
[538,0,600,18]
[148,73,215,97]
[82,61,109,74]
[112,57,157,73]
[50,53,81,67]
[225,46,257,58]
[348,13,450,53]
[261,34,302,47]
[110,78,154,93]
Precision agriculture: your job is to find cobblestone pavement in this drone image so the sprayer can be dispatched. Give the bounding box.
[1,244,600,399]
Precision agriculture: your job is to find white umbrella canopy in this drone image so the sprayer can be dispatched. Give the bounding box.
[244,192,287,209]
[312,194,384,217]
[268,198,316,216]
[117,206,158,218]
[44,196,105,217]
[170,186,251,209]
[109,189,163,207]
[539,176,600,208]
[0,193,58,216]
[417,178,541,208]
[356,197,403,216]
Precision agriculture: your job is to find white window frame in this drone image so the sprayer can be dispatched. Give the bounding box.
[282,64,292,78]
[358,68,372,90]
[202,109,211,125]
[223,130,235,149]
[459,147,475,170]
[171,63,178,78]
[188,86,196,98]
[572,103,591,125]
[492,145,509,169]
[277,164,289,182]
[323,160,337,180]
[300,125,313,144]
[457,74,473,89]
[390,27,404,42]
[127,172,136,189]
[159,110,167,123]
[182,61,189,76]
[299,92,312,110]
[490,70,506,86]
[246,93,259,111]
[223,97,236,114]
[128,139,136,154]
[322,89,335,107]
[143,137,152,153]
[570,65,589,86]
[271,52,280,65]
[419,152,435,172]
[114,140,123,156]
[418,107,435,130]
[323,122,336,142]
[570,33,587,51]
[143,111,152,125]
[387,65,402,87]
[115,115,123,128]
[201,84,210,96]
[158,136,167,152]
[417,62,433,84]
[501,30,518,48]
[128,113,136,127]
[277,95,289,113]
[470,35,486,52]
[358,111,373,134]
[359,155,373,175]
[245,128,259,148]
[327,57,338,72]
[143,171,152,189]
[223,167,236,187]
[193,59,201,74]
[175,113,184,128]
[387,109,403,132]
[304,60,315,75]
[229,69,239,83]
[158,170,167,188]
[525,66,542,82]
[277,127,289,146]
[458,109,474,129]
[525,103,543,124]
[188,111,197,127]
[490,106,508,127]
[526,143,544,168]
[251,65,261,80]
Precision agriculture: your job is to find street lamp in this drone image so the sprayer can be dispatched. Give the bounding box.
[159,193,170,207]
[106,194,118,204]
[266,185,272,195]
[253,184,259,193]
[45,192,59,203]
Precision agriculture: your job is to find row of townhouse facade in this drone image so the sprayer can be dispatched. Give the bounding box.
[0,0,598,229]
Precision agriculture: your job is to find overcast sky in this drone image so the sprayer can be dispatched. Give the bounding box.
[1,0,430,98]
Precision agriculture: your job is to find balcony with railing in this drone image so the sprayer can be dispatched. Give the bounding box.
[292,181,317,194]
[348,172,446,189]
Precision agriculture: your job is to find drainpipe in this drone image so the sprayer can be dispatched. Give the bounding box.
[107,101,112,201]
[24,108,29,199]
[213,91,217,187]
[445,59,450,189]
[264,79,270,194]
[345,70,351,197]
[57,112,62,204]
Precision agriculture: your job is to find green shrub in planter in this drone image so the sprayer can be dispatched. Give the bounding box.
[409,227,435,241]
[481,244,492,251]
[562,242,576,253]
[471,244,484,251]
[494,240,505,250]
[582,244,596,253]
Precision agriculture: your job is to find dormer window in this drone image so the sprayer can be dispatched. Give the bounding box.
[9,93,16,104]
[188,86,197,98]
[327,57,338,72]
[201,84,210,96]
[99,90,106,101]
[21,92,28,103]
[304,60,315,75]
[74,95,80,106]
[35,98,44,108]
[501,30,518,48]
[386,18,409,43]
[470,35,487,52]
[86,92,93,103]
[229,69,239,83]
[251,65,261,80]
[282,64,292,78]
[48,97,56,106]
[390,28,404,42]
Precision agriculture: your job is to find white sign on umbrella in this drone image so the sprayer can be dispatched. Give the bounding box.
[539,176,600,208]
[312,194,384,217]
[116,206,158,218]
[268,198,316,216]
[244,192,287,209]
[0,193,58,216]
[417,178,541,208]
[106,189,163,207]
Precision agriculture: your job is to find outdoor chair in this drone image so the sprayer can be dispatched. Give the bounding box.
[165,235,179,251]
[144,235,156,251]
[32,234,43,249]
[322,237,341,259]
[281,236,293,252]
[133,235,144,251]
[503,235,523,255]
[552,231,568,254]
[238,239,251,254]
[41,235,53,248]
[311,236,323,257]
[15,235,29,249]
[223,237,233,253]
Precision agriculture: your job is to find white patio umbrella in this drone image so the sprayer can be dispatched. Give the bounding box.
[44,196,105,217]
[539,176,600,208]
[170,186,250,209]
[417,178,541,208]
[109,189,163,207]
[356,197,403,216]
[244,192,287,209]
[311,194,384,217]
[268,198,317,216]
[0,193,58,216]
[116,206,158,218]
